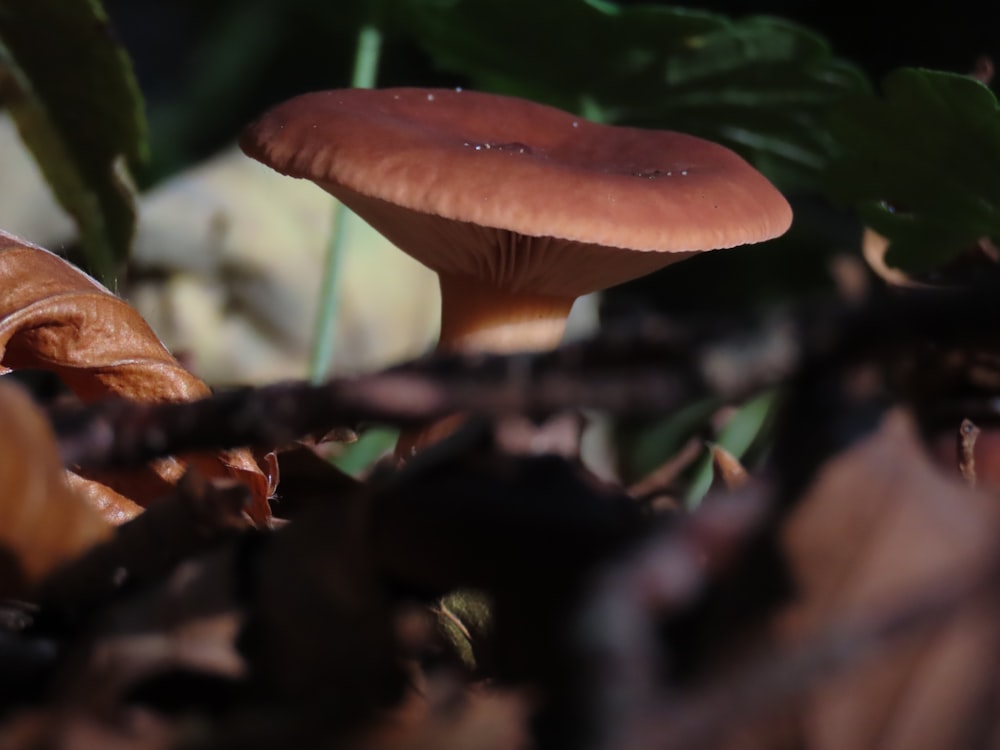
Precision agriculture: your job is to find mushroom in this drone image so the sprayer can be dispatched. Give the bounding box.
[241,87,792,454]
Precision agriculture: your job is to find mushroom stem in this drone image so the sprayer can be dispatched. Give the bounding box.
[394,274,576,459]
[436,272,575,354]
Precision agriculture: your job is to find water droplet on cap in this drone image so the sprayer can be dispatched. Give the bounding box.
[463,141,533,155]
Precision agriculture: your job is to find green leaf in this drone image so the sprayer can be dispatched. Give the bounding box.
[0,0,147,285]
[686,389,778,508]
[825,68,1000,273]
[391,0,867,190]
[622,397,719,481]
[332,427,399,477]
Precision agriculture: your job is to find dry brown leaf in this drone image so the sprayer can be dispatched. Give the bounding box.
[0,380,111,592]
[63,472,145,525]
[0,230,272,523]
[780,409,1000,750]
[351,678,533,750]
[52,542,248,716]
[711,444,750,491]
[0,707,178,750]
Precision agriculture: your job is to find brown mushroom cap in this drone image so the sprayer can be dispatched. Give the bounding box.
[240,87,792,299]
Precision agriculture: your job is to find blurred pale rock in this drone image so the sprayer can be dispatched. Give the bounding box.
[129,147,443,383]
[0,114,76,246]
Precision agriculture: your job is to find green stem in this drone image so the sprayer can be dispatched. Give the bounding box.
[349,25,383,91]
[308,24,383,384]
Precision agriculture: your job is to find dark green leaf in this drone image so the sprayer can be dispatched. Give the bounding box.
[391,0,867,190]
[685,389,777,507]
[332,427,399,477]
[826,68,1000,273]
[0,0,147,284]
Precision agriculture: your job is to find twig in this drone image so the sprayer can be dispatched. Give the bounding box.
[51,367,697,469]
[48,287,1000,470]
[627,438,703,508]
[959,418,981,487]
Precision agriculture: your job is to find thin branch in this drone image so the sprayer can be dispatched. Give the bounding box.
[52,366,693,469]
[49,287,1000,470]
[627,438,703,508]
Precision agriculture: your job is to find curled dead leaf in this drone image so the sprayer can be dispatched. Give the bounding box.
[0,380,111,592]
[0,230,272,523]
[861,228,934,290]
